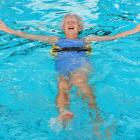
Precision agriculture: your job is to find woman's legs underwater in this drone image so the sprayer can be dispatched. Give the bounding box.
[56,76,73,121]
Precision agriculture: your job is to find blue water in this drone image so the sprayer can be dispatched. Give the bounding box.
[0,0,140,140]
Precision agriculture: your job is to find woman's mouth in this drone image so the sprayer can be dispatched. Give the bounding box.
[68,26,75,30]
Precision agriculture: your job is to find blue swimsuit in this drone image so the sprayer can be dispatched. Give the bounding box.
[55,38,90,77]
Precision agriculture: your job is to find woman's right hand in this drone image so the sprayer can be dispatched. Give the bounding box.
[0,20,11,33]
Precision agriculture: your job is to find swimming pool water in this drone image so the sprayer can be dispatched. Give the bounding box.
[0,0,140,140]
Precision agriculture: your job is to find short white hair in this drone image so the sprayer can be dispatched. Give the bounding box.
[61,13,84,30]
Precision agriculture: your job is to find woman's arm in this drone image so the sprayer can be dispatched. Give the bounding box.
[0,20,58,45]
[85,25,140,43]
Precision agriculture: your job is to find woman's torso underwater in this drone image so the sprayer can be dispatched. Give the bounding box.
[54,38,91,76]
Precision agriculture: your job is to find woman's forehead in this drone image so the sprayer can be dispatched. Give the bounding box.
[64,16,78,22]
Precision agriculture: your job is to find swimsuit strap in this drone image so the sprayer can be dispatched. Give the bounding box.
[50,45,92,56]
[52,46,92,52]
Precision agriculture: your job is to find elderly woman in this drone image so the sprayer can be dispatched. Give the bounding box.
[0,14,140,122]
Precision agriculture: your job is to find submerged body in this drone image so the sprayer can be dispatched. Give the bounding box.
[55,37,95,121]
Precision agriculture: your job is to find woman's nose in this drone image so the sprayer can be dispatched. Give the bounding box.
[68,21,74,24]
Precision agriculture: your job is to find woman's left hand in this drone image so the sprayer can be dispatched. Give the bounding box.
[135,24,140,32]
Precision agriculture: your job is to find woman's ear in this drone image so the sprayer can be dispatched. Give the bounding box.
[79,27,82,32]
[62,24,65,31]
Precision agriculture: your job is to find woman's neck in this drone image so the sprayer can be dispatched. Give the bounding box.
[65,33,78,39]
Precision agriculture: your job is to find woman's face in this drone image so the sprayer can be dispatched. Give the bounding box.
[63,16,81,38]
